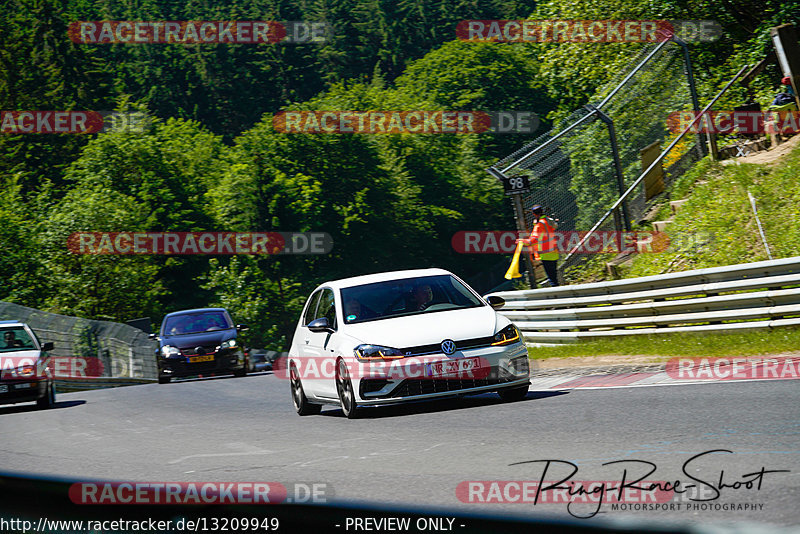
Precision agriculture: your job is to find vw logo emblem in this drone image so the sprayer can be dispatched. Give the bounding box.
[195,346,205,355]
[441,339,456,355]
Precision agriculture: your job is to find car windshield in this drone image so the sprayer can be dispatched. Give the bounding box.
[340,274,484,324]
[163,312,231,335]
[0,327,36,352]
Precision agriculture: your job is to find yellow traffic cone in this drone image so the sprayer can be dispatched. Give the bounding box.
[504,241,523,279]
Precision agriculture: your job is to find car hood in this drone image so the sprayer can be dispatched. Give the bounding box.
[160,329,235,348]
[341,306,503,347]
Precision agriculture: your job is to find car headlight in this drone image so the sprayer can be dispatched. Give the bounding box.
[354,344,404,361]
[160,345,181,358]
[492,324,520,346]
[220,339,237,350]
[16,364,37,378]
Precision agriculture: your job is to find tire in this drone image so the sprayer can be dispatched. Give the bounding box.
[498,385,529,402]
[158,375,171,384]
[336,359,359,419]
[233,367,247,377]
[290,364,321,416]
[36,381,55,409]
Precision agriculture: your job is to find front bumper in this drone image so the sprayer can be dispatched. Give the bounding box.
[158,349,245,378]
[0,379,48,405]
[354,342,530,406]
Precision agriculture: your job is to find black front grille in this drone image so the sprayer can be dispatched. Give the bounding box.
[388,374,515,398]
[0,380,45,401]
[162,357,222,375]
[184,360,218,372]
[180,345,218,356]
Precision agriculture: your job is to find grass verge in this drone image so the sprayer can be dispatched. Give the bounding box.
[527,326,800,360]
[620,142,800,278]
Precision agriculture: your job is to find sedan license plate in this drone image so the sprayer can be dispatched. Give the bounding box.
[0,385,7,393]
[187,354,214,363]
[426,357,482,378]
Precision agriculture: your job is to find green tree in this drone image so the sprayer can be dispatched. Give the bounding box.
[39,113,228,321]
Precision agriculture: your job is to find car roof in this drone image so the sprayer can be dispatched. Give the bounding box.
[163,308,228,318]
[320,268,455,290]
[0,320,25,327]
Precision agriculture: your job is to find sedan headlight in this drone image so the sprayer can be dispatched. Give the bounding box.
[354,344,404,361]
[160,345,181,358]
[16,364,37,378]
[220,339,237,350]
[492,324,520,346]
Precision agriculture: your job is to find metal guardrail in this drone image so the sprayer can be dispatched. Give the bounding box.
[487,257,800,345]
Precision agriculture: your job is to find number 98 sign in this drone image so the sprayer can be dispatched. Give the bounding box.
[503,176,530,196]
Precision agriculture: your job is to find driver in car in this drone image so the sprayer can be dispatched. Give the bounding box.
[412,284,434,311]
[3,331,24,348]
[204,315,226,330]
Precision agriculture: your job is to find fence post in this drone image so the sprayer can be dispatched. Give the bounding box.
[587,105,632,232]
[511,193,537,288]
[672,35,710,160]
[487,166,537,288]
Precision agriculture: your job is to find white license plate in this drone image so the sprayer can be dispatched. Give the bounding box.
[0,385,7,393]
[426,357,482,378]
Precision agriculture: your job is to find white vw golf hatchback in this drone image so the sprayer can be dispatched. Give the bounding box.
[288,268,530,418]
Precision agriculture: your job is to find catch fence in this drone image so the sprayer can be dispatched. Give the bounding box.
[490,37,709,282]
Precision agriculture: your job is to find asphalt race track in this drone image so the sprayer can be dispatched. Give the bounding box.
[1,370,798,529]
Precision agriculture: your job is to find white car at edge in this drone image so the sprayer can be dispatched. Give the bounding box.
[288,268,530,418]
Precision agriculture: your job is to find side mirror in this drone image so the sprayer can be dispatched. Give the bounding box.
[42,342,54,352]
[486,295,505,310]
[307,317,333,333]
[236,324,249,332]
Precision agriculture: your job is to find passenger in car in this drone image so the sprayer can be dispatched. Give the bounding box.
[345,299,377,321]
[169,316,192,335]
